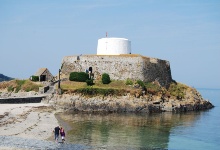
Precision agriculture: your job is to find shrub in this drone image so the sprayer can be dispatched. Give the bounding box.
[86,79,94,86]
[145,82,161,94]
[31,76,39,82]
[78,72,89,82]
[69,72,89,82]
[168,82,186,99]
[69,72,78,81]
[125,78,133,85]
[102,73,111,84]
[136,80,145,88]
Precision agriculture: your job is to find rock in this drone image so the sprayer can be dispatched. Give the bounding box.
[1,84,214,113]
[162,102,173,112]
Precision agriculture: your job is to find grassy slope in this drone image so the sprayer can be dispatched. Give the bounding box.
[61,80,190,99]
[61,80,132,90]
[0,79,43,92]
[0,78,190,100]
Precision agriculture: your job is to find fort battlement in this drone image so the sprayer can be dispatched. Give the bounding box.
[61,54,172,88]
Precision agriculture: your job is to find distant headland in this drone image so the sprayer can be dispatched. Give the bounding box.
[0,74,13,82]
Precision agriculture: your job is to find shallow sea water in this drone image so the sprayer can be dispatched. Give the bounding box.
[58,89,220,150]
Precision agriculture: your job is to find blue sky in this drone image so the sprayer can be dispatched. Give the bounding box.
[0,0,219,89]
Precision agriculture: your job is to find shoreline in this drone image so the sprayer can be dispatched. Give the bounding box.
[0,102,90,150]
[0,103,58,140]
[45,92,214,113]
[0,103,59,149]
[0,94,214,149]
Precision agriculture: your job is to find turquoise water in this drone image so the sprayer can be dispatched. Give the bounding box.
[168,89,220,150]
[59,89,220,149]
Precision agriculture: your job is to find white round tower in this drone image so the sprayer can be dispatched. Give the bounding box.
[97,37,131,55]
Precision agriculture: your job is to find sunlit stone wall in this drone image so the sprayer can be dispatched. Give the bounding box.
[61,54,172,88]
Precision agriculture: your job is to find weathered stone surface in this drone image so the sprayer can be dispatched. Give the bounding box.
[0,96,45,104]
[0,85,214,113]
[42,87,214,113]
[0,91,39,98]
[61,54,172,88]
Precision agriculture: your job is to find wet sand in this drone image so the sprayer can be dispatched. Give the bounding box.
[0,103,91,149]
[0,103,58,139]
[0,103,59,149]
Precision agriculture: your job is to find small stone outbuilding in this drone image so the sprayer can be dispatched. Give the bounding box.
[35,68,54,82]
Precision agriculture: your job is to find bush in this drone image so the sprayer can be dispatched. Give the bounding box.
[136,80,145,88]
[86,79,94,86]
[69,72,89,82]
[69,72,78,81]
[78,72,89,82]
[168,82,186,99]
[102,73,111,84]
[145,82,161,94]
[125,78,133,85]
[31,76,39,82]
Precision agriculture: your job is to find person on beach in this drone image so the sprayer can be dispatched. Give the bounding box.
[53,126,60,142]
[60,126,65,143]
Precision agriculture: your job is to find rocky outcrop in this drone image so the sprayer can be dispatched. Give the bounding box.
[42,87,214,113]
[0,85,214,113]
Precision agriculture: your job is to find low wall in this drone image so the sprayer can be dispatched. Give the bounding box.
[39,86,49,94]
[0,96,45,104]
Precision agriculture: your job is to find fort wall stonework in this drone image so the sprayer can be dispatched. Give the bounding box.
[61,54,172,88]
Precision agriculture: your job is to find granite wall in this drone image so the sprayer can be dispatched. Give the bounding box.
[61,54,172,88]
[0,96,45,103]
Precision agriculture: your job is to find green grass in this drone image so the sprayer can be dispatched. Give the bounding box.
[0,79,43,92]
[7,86,14,92]
[15,80,26,93]
[61,80,131,90]
[125,78,133,85]
[61,80,132,96]
[75,87,122,96]
[61,80,189,99]
[168,82,188,99]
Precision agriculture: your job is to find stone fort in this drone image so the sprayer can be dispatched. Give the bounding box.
[61,37,172,88]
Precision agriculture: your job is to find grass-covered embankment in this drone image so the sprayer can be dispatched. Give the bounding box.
[60,79,190,100]
[0,79,43,93]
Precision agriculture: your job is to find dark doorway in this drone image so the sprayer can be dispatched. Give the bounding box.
[40,75,46,81]
[89,67,92,73]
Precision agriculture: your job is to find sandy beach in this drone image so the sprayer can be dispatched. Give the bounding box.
[0,103,58,139]
[0,103,59,149]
